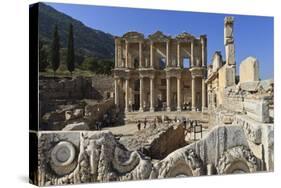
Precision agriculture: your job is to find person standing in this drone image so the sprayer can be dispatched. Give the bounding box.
[137,120,141,131]
[143,118,147,129]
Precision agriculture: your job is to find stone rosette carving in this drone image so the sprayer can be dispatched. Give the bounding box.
[151,149,203,178]
[216,146,259,174]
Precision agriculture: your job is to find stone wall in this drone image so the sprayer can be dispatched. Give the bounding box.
[222,79,273,123]
[40,75,114,101]
[39,76,99,100]
[91,75,114,99]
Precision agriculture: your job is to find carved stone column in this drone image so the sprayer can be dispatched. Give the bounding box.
[115,41,118,68]
[125,78,129,112]
[150,42,154,68]
[177,42,181,67]
[166,40,169,67]
[139,77,144,112]
[192,76,196,111]
[191,40,194,67]
[139,42,142,68]
[166,77,171,112]
[114,78,119,108]
[177,76,181,111]
[202,78,206,111]
[125,41,129,68]
[150,77,155,112]
[200,36,207,67]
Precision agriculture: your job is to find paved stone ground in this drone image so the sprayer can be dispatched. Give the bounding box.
[103,121,211,145]
[103,123,139,136]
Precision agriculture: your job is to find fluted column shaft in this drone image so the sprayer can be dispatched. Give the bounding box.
[125,79,129,112]
[125,41,128,68]
[166,41,169,67]
[202,78,206,111]
[177,42,181,67]
[177,77,181,111]
[114,78,119,108]
[191,40,194,67]
[150,77,154,112]
[139,42,142,68]
[192,76,196,111]
[139,77,144,112]
[150,42,154,68]
[166,77,171,111]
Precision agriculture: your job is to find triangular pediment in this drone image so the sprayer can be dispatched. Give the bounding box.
[176,32,195,40]
[122,32,144,40]
[148,31,170,41]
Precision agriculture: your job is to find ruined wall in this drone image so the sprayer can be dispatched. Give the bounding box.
[240,56,259,83]
[39,76,98,100]
[223,80,273,123]
[40,75,114,101]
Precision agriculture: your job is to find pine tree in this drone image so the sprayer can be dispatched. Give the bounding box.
[39,40,49,72]
[67,23,75,76]
[51,25,60,78]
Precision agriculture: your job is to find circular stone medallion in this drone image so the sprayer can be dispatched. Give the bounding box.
[51,141,76,167]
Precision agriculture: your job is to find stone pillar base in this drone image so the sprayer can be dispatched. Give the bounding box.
[192,107,196,111]
[166,107,171,112]
[177,107,182,112]
[202,107,208,112]
[150,107,155,112]
[139,108,144,112]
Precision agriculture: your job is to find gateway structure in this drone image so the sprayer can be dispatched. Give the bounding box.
[113,31,207,112]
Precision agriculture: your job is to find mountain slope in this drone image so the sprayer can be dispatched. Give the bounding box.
[38,3,114,59]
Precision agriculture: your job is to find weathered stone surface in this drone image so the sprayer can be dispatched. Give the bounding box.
[36,118,273,186]
[240,81,259,92]
[243,98,270,123]
[119,122,186,159]
[212,52,223,72]
[62,122,90,131]
[240,56,259,83]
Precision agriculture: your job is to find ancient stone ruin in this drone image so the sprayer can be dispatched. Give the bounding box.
[34,16,274,186]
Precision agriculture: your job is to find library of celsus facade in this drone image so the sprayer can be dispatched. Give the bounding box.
[113,31,207,112]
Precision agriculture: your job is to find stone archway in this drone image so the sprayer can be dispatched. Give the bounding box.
[155,149,204,178]
[216,146,259,174]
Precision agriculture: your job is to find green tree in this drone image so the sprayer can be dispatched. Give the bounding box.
[39,40,49,72]
[67,23,75,76]
[51,25,60,77]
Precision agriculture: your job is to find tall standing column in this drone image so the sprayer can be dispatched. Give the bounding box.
[177,76,181,111]
[166,41,169,67]
[114,78,119,108]
[125,41,129,68]
[115,41,118,68]
[150,42,154,68]
[150,77,155,112]
[139,42,142,68]
[202,78,206,111]
[177,42,181,67]
[191,40,194,67]
[125,78,129,112]
[166,77,171,112]
[192,76,196,111]
[139,77,144,112]
[200,36,207,67]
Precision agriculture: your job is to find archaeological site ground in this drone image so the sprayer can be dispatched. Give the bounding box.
[29,2,274,186]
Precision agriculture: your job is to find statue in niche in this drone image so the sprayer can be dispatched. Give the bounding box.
[172,58,177,67]
[145,58,149,68]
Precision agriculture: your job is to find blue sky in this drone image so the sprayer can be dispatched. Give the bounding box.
[47,2,274,79]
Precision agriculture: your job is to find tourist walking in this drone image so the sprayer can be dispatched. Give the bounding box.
[143,118,147,129]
